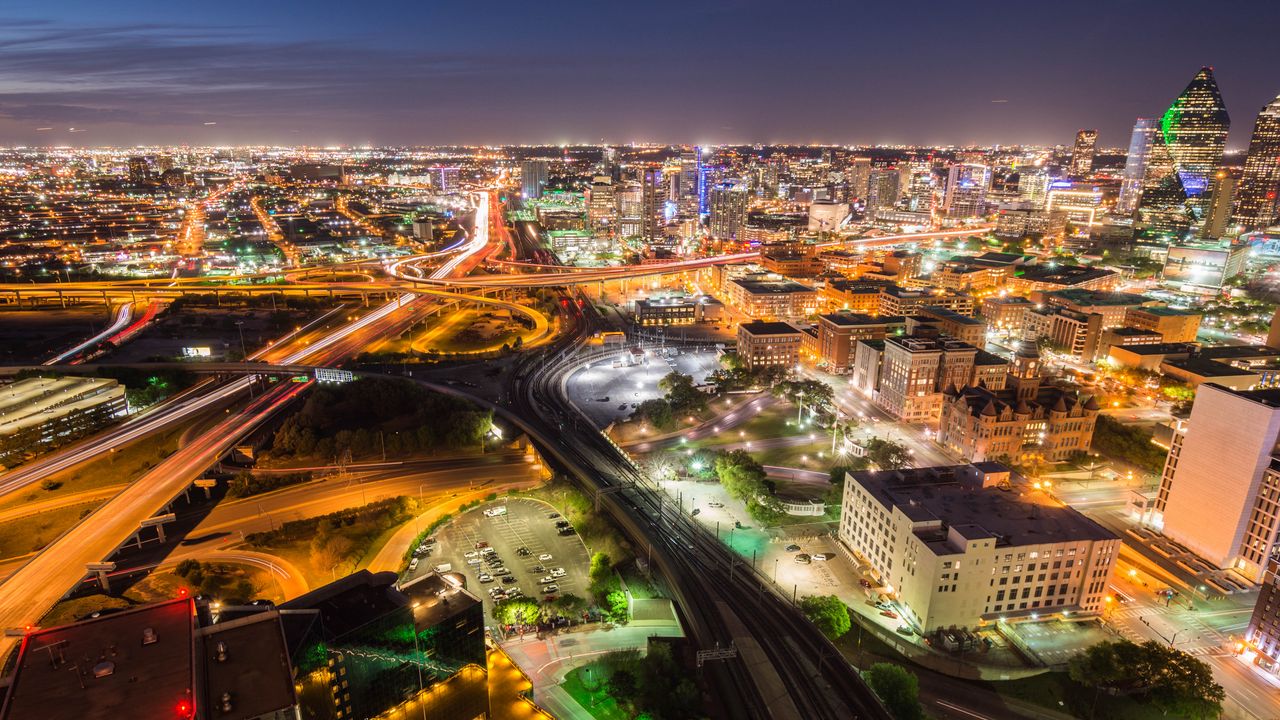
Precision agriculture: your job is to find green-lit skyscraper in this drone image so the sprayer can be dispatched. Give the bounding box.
[1232,92,1280,233]
[1136,66,1230,239]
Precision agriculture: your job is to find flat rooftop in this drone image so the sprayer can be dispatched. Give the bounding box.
[851,465,1117,553]
[1162,358,1259,377]
[730,278,815,294]
[1017,265,1117,286]
[739,320,801,336]
[819,312,884,327]
[400,572,482,629]
[2,599,195,720]
[1045,289,1148,306]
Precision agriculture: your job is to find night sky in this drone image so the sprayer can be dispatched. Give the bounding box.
[2,0,1279,148]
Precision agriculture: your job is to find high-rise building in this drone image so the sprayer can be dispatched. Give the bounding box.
[520,160,548,200]
[616,182,644,238]
[1156,384,1280,583]
[1136,67,1230,238]
[846,157,873,202]
[943,163,992,218]
[1070,129,1099,177]
[1200,171,1238,239]
[1018,167,1054,208]
[586,175,616,235]
[708,185,748,240]
[641,168,664,241]
[1118,118,1158,214]
[1232,92,1280,233]
[904,164,935,213]
[866,169,900,211]
[127,156,151,184]
[679,149,702,214]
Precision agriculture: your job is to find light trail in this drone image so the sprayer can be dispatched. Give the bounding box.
[43,303,133,365]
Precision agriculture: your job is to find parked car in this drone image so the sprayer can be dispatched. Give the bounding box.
[555,520,571,528]
[880,610,899,620]
[538,554,553,561]
[502,576,518,584]
[544,584,559,594]
[483,506,507,518]
[531,565,546,574]
[548,513,561,519]
[794,554,811,564]
[479,574,494,584]
[812,553,832,562]
[785,544,801,552]
[408,558,419,571]
[708,502,724,509]
[464,551,479,559]
[466,558,481,566]
[550,568,566,578]
[859,578,874,588]
[516,546,531,556]
[475,541,489,549]
[539,576,555,585]
[558,527,577,536]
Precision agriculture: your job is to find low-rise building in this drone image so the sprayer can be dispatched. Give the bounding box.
[814,312,902,371]
[919,306,986,346]
[0,377,128,467]
[879,285,975,318]
[1124,305,1202,343]
[981,296,1034,334]
[737,321,803,370]
[1039,289,1152,329]
[634,295,723,326]
[1007,264,1120,295]
[1023,307,1104,361]
[1245,557,1280,673]
[838,462,1119,631]
[724,274,819,320]
[821,279,891,314]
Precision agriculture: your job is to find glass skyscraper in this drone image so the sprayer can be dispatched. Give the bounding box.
[1232,92,1280,233]
[1136,67,1230,239]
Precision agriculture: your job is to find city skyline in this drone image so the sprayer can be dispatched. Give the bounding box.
[2,0,1280,148]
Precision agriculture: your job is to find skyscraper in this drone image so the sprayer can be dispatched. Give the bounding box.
[866,169,900,211]
[1200,171,1238,239]
[1070,129,1098,177]
[520,160,548,200]
[127,156,151,184]
[943,163,992,218]
[586,175,616,235]
[1117,118,1157,214]
[708,185,748,240]
[845,157,873,202]
[641,168,664,241]
[679,149,702,214]
[1232,92,1280,233]
[1136,67,1230,239]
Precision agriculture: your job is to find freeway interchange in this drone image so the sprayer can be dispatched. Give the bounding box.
[0,190,994,718]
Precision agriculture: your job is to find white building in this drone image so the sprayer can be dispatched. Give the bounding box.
[839,463,1119,631]
[1157,384,1280,583]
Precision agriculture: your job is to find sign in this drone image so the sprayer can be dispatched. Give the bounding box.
[314,367,355,384]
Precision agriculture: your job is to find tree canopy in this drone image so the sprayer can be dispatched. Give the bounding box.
[798,594,852,640]
[863,663,924,720]
[1068,640,1224,720]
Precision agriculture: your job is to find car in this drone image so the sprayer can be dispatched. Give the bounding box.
[502,576,518,584]
[475,541,489,549]
[549,567,566,578]
[479,575,494,584]
[859,578,874,588]
[812,553,832,562]
[466,558,481,566]
[691,508,701,516]
[558,527,577,536]
[785,544,801,552]
[794,554,811,564]
[707,502,724,508]
[531,565,546,573]
[538,554,553,561]
[619,403,629,410]
[874,601,893,610]
[555,520,571,528]
[480,547,497,556]
[408,558,419,571]
[433,563,452,573]
[486,556,504,566]
[596,396,610,402]
[464,550,479,559]
[880,609,899,620]
[548,513,560,519]
[630,403,638,409]
[491,567,509,576]
[516,546,531,556]
[483,506,507,518]
[539,576,555,585]
[544,584,559,594]
[506,588,523,598]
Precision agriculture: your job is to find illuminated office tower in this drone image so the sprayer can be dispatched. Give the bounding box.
[127,156,151,183]
[904,164,935,213]
[1136,67,1230,238]
[520,160,548,200]
[679,149,702,214]
[1232,92,1280,233]
[1070,129,1098,177]
[616,182,644,238]
[846,157,873,201]
[708,185,748,240]
[1117,118,1157,214]
[1200,172,1238,239]
[641,168,664,241]
[943,163,992,218]
[866,169,900,211]
[1018,167,1053,208]
[586,175,616,235]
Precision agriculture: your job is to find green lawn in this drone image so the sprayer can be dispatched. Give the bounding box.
[984,671,1168,720]
[560,665,635,720]
[0,423,185,512]
[0,501,101,559]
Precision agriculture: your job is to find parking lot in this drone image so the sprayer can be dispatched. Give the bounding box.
[568,348,722,428]
[406,497,593,624]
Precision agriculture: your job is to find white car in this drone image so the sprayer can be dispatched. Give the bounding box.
[408,558,419,571]
[464,550,479,559]
[483,506,508,517]
[466,558,482,565]
[544,584,559,594]
[550,568,566,578]
[506,588,523,598]
[539,576,555,585]
[538,554,553,561]
[478,574,493,583]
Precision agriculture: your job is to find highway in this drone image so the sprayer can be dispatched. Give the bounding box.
[42,302,133,364]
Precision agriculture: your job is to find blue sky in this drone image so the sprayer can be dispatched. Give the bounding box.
[1,0,1278,148]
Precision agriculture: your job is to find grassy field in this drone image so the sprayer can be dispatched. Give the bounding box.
[0,501,101,559]
[560,665,633,720]
[0,422,186,512]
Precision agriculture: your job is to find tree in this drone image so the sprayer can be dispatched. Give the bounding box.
[865,438,910,470]
[798,594,851,640]
[588,552,617,599]
[714,449,769,501]
[659,372,706,414]
[634,398,675,431]
[493,598,542,625]
[863,663,924,720]
[1068,640,1224,720]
